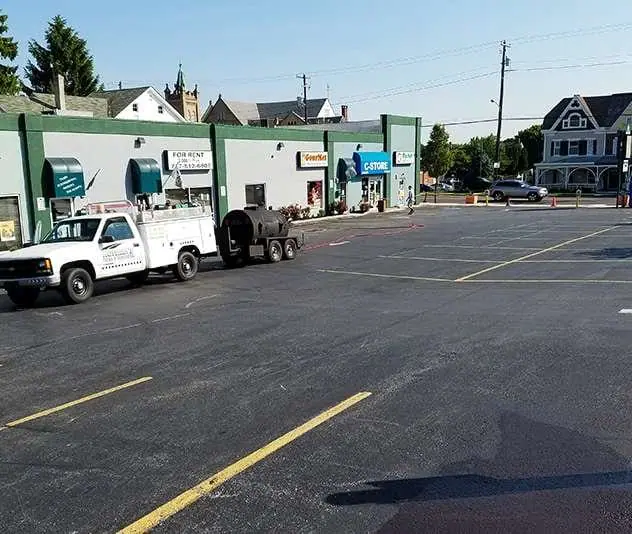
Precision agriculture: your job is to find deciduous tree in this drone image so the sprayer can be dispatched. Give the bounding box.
[422,124,454,180]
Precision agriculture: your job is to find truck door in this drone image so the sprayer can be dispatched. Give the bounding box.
[97,216,146,277]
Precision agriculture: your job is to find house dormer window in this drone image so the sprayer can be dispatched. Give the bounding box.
[562,112,586,129]
[158,105,164,114]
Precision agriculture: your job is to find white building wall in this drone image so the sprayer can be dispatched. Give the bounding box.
[0,130,31,242]
[116,90,184,122]
[224,139,326,211]
[42,132,212,210]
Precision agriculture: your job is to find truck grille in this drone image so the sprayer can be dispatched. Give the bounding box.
[0,259,43,279]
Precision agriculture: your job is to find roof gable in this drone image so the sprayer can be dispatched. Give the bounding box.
[543,92,632,130]
[90,86,186,121]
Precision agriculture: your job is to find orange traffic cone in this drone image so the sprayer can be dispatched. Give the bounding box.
[550,196,557,208]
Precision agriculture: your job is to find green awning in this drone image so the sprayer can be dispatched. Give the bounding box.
[130,158,163,194]
[44,157,86,198]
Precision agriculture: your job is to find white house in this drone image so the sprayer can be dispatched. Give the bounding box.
[91,86,187,122]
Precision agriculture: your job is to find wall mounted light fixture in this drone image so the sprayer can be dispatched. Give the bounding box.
[135,137,146,148]
[276,142,285,150]
[356,144,363,151]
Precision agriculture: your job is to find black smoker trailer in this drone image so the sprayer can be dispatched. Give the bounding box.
[216,207,305,267]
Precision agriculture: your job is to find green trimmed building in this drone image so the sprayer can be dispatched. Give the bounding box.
[0,112,421,250]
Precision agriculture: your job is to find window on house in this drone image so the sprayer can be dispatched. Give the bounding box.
[132,103,139,112]
[592,139,598,155]
[569,141,580,155]
[606,134,617,155]
[245,184,266,207]
[562,113,587,129]
[158,105,164,114]
[552,141,561,156]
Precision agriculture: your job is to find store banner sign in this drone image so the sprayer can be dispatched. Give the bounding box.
[166,150,213,171]
[394,151,414,165]
[298,151,328,168]
[353,151,391,175]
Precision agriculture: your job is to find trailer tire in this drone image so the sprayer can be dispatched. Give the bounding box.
[283,239,297,260]
[60,267,94,304]
[6,286,40,308]
[267,240,282,263]
[174,251,198,281]
[126,270,149,286]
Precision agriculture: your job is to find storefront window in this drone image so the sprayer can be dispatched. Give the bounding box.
[307,181,323,208]
[51,198,74,223]
[166,187,213,208]
[0,196,22,251]
[245,184,266,207]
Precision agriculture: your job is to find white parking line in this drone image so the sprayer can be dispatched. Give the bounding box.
[318,269,452,283]
[379,255,499,263]
[619,309,632,314]
[329,241,351,246]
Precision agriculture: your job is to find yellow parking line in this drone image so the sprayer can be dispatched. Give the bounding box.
[4,376,153,428]
[118,391,372,534]
[455,226,617,282]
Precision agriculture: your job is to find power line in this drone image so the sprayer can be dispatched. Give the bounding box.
[102,21,632,89]
[421,113,632,128]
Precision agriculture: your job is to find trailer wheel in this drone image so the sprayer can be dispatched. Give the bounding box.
[6,286,40,308]
[174,251,198,281]
[60,267,94,304]
[283,239,297,260]
[267,240,282,263]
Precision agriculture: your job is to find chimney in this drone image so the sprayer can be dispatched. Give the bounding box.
[53,74,66,111]
[341,105,348,121]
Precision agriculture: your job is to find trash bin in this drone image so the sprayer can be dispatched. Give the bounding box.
[377,199,385,213]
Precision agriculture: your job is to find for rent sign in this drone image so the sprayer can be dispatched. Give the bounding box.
[166,150,213,171]
[298,151,329,168]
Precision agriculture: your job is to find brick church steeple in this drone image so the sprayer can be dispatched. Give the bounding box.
[164,64,200,122]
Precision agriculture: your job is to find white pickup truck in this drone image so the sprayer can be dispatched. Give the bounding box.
[0,203,217,306]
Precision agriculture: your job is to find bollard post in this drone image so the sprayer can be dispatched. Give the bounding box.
[575,188,581,208]
[484,189,489,207]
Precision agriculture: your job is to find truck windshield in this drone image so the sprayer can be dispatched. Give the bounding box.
[41,218,101,243]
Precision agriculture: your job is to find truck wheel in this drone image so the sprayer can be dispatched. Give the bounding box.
[283,239,297,260]
[61,268,94,304]
[126,270,149,286]
[6,286,40,308]
[267,240,282,263]
[174,251,198,281]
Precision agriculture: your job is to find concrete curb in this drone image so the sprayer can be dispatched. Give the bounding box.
[290,210,377,226]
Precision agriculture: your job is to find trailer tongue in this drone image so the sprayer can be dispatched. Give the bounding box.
[217,207,304,267]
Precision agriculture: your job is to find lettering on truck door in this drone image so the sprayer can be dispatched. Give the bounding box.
[98,217,145,277]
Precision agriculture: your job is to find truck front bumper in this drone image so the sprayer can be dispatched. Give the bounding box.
[1,274,61,289]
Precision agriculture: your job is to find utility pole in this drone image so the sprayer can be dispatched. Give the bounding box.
[494,41,510,176]
[297,73,310,124]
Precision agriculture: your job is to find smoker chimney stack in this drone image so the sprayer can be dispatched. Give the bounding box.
[341,105,348,121]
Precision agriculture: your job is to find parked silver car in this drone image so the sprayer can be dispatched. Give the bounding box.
[490,180,548,202]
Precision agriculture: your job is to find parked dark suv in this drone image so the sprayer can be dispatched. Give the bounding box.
[490,180,548,202]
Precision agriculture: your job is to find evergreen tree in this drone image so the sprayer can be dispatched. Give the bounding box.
[25,15,100,96]
[0,10,20,95]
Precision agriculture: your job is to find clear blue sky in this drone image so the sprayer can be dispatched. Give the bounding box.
[4,1,632,141]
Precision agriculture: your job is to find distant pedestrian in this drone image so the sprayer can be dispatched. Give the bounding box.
[407,185,415,215]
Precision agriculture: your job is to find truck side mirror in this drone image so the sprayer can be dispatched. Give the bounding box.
[99,235,115,244]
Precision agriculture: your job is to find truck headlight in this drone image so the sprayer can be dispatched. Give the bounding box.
[37,258,53,274]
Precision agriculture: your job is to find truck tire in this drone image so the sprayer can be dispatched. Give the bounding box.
[60,267,94,304]
[126,270,149,286]
[267,240,282,263]
[174,251,198,281]
[282,239,297,260]
[6,286,40,308]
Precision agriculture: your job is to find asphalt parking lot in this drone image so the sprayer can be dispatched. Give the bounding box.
[3,205,632,533]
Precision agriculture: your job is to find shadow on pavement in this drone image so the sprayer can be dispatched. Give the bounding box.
[577,247,632,259]
[326,412,632,532]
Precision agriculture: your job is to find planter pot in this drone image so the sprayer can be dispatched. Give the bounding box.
[465,195,478,205]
